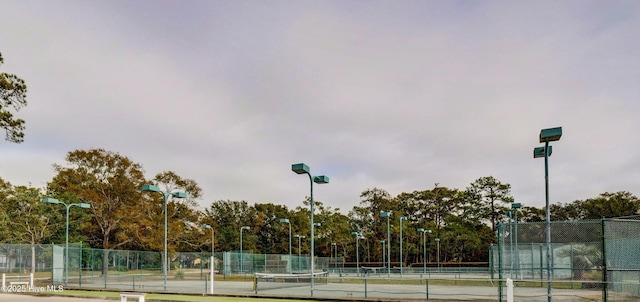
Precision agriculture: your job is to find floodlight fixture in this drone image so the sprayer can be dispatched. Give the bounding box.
[534,146,552,158]
[313,175,329,184]
[539,127,562,143]
[141,184,161,193]
[291,163,310,174]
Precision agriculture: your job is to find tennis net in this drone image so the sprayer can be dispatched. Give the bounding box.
[253,272,329,292]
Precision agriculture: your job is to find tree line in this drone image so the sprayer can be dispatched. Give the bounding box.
[1,148,639,270]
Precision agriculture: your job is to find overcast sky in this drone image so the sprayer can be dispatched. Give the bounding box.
[1,1,639,213]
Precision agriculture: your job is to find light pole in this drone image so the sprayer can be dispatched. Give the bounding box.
[380,211,391,279]
[507,210,514,277]
[240,226,250,273]
[379,240,386,264]
[291,163,329,298]
[417,228,431,274]
[141,184,187,291]
[294,234,305,271]
[202,224,215,294]
[280,218,292,273]
[42,197,91,286]
[351,232,363,276]
[534,126,562,302]
[435,238,440,272]
[330,242,336,272]
[512,202,522,279]
[399,216,407,276]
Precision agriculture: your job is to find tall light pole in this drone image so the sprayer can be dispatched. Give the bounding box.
[202,224,215,294]
[435,238,440,272]
[351,232,363,276]
[380,211,391,279]
[379,240,386,264]
[291,163,329,298]
[294,234,305,271]
[240,226,250,273]
[507,210,514,277]
[534,125,562,302]
[512,203,522,279]
[330,242,336,272]
[399,216,407,276]
[280,218,292,273]
[42,197,91,286]
[141,184,187,291]
[417,228,431,274]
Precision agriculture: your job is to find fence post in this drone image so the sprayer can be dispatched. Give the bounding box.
[539,243,543,282]
[490,244,494,280]
[530,243,534,279]
[601,217,607,302]
[426,278,429,300]
[498,223,503,302]
[79,243,82,288]
[506,278,513,302]
[570,242,574,287]
[364,276,368,298]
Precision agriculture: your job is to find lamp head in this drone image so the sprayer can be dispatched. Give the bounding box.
[77,203,91,209]
[42,197,61,204]
[380,211,391,218]
[172,191,187,199]
[435,238,440,242]
[279,218,290,224]
[141,184,161,193]
[313,175,329,184]
[400,216,407,221]
[202,224,212,229]
[417,228,424,232]
[533,146,552,158]
[539,127,562,143]
[291,163,310,174]
[241,226,250,230]
[511,202,522,209]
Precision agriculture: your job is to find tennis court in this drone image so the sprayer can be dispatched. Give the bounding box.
[57,272,604,301]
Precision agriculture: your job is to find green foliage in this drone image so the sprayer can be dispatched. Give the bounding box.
[5,143,640,269]
[550,191,640,220]
[0,52,28,143]
[174,269,185,279]
[466,176,514,232]
[206,200,255,252]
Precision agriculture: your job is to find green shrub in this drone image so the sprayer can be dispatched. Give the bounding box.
[175,269,185,279]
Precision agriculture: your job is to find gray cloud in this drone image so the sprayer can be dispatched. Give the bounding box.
[1,1,639,212]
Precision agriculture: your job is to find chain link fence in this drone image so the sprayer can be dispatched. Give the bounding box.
[492,218,640,301]
[3,219,639,301]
